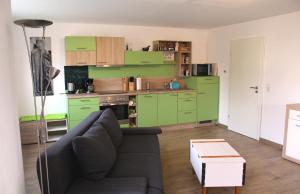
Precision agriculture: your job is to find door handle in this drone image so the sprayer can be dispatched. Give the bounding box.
[250,86,258,90]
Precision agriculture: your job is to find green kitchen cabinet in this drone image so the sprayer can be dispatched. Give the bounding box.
[177,91,197,124]
[157,93,178,126]
[137,94,158,127]
[197,84,219,121]
[65,36,96,51]
[185,76,219,122]
[178,110,197,124]
[125,51,164,65]
[68,97,99,130]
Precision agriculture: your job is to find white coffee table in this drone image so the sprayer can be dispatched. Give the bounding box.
[190,139,246,194]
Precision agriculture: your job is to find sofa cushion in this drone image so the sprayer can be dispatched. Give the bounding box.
[72,125,116,180]
[67,177,147,194]
[108,153,163,191]
[147,188,164,194]
[98,109,123,148]
[118,135,160,154]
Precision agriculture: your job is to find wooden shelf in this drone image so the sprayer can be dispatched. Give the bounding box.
[48,126,68,132]
[153,40,192,77]
[46,118,67,142]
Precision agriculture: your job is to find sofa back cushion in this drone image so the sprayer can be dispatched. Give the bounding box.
[37,111,103,194]
[72,124,117,180]
[97,109,123,148]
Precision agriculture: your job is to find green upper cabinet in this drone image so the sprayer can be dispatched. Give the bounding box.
[125,51,164,65]
[185,76,219,122]
[65,36,96,51]
[158,93,178,126]
[137,94,158,127]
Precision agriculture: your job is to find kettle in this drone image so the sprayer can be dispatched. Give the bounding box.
[67,83,75,94]
[170,80,180,90]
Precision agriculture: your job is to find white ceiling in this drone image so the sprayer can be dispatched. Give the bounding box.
[11,0,300,29]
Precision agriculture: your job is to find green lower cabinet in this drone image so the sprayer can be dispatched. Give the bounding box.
[120,124,129,128]
[185,76,219,122]
[177,92,197,124]
[178,110,197,124]
[69,120,81,129]
[157,93,178,126]
[137,94,158,127]
[68,97,100,130]
[197,84,219,121]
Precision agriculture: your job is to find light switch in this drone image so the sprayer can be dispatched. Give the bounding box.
[266,84,271,92]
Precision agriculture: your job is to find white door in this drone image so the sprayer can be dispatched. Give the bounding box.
[229,37,265,139]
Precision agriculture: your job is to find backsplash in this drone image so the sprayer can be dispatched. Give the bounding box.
[88,64,176,79]
[64,66,88,90]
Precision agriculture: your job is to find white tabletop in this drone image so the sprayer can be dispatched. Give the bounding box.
[190,139,246,163]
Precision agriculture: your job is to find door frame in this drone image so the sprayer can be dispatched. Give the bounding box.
[228,36,265,140]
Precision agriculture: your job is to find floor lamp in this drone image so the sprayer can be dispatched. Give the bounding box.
[14,19,60,194]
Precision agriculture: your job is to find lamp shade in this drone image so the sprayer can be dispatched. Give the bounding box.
[14,19,53,28]
[49,67,60,80]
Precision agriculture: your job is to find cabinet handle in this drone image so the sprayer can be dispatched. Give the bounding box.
[184,112,192,115]
[80,107,91,110]
[77,62,87,64]
[144,96,153,98]
[296,125,300,127]
[170,94,178,96]
[198,92,206,95]
[184,99,193,102]
[205,78,213,80]
[80,99,90,102]
[140,61,150,63]
[76,47,87,50]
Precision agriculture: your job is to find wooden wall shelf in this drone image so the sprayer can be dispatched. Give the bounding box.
[153,40,192,77]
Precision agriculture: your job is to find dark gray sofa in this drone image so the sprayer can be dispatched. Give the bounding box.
[37,111,163,194]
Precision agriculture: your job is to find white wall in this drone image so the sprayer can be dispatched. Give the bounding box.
[0,0,25,194]
[208,11,300,144]
[12,23,208,116]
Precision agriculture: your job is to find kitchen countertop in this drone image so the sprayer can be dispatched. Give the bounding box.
[66,89,196,99]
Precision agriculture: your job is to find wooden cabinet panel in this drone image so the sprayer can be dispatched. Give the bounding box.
[96,37,125,66]
[112,37,125,65]
[65,51,96,66]
[96,37,112,66]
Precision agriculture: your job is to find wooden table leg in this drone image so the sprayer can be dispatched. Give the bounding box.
[202,187,207,194]
[235,187,241,194]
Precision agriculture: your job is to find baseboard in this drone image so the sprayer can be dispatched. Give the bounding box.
[161,123,196,131]
[216,123,228,129]
[259,138,283,150]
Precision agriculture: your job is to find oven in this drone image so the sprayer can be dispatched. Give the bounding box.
[99,95,129,125]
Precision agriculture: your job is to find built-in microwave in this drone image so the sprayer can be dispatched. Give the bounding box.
[192,64,213,76]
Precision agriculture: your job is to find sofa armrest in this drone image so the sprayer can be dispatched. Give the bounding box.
[68,177,147,194]
[121,127,162,135]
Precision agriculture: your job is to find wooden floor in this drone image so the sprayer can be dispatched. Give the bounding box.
[22,125,300,194]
